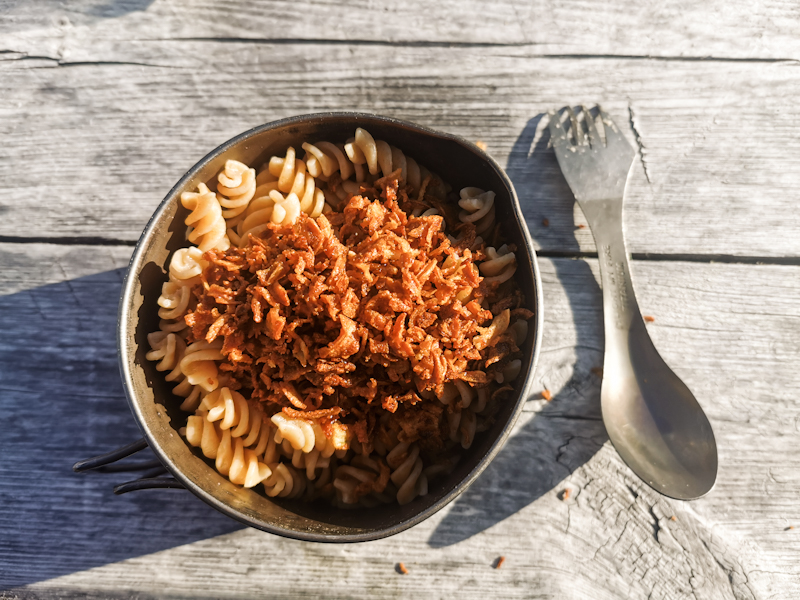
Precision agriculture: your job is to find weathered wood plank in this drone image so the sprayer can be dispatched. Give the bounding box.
[0,243,247,590]
[3,2,798,598]
[2,0,799,60]
[1,42,799,257]
[0,243,797,597]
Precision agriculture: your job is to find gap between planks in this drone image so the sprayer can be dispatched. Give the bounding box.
[6,44,800,66]
[3,236,799,267]
[123,39,800,64]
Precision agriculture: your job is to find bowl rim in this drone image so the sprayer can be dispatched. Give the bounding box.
[117,111,544,542]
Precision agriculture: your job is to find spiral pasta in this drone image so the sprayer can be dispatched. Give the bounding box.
[146,331,203,411]
[497,318,529,383]
[288,445,333,482]
[500,359,522,384]
[180,183,230,252]
[263,462,307,498]
[170,247,206,282]
[216,160,256,220]
[230,195,276,245]
[232,127,440,236]
[147,126,533,510]
[271,413,346,455]
[386,442,426,505]
[178,339,223,392]
[154,247,208,332]
[303,141,354,181]
[333,464,379,505]
[480,244,517,285]
[457,186,496,240]
[268,147,306,194]
[267,190,303,225]
[145,330,180,373]
[184,411,273,488]
[157,280,191,321]
[345,128,432,192]
[201,388,272,449]
[509,319,528,346]
[291,147,344,213]
[437,383,489,450]
[181,388,292,489]
[225,152,324,243]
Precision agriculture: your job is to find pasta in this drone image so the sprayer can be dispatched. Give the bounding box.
[387,442,426,506]
[156,247,206,326]
[179,339,223,392]
[146,331,201,411]
[180,184,230,252]
[343,128,441,196]
[147,127,534,508]
[458,187,497,239]
[480,244,517,285]
[216,160,256,220]
[183,411,273,488]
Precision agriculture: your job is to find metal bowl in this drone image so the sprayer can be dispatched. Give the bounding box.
[118,112,544,542]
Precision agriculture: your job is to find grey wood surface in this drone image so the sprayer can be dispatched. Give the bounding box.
[1,244,798,598]
[1,1,799,599]
[3,6,800,258]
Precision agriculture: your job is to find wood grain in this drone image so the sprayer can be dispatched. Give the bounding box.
[1,243,797,597]
[1,18,800,256]
[3,0,799,60]
[2,1,799,597]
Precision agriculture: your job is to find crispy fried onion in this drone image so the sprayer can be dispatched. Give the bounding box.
[183,173,528,450]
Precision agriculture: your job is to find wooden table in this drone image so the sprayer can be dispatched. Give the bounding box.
[2,2,799,598]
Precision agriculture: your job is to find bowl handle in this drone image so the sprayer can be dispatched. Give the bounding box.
[73,438,187,494]
[113,477,186,494]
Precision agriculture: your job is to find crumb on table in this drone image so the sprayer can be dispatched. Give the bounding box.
[541,389,552,401]
[494,556,506,569]
[644,315,655,323]
[542,218,550,227]
[397,562,409,575]
[577,224,586,229]
[475,140,488,151]
[591,367,603,378]
[670,515,677,521]
[561,488,571,501]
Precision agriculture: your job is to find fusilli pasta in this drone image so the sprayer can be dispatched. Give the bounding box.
[184,411,273,488]
[216,160,256,220]
[146,331,202,411]
[146,126,533,509]
[180,183,230,252]
[480,244,517,285]
[458,187,496,239]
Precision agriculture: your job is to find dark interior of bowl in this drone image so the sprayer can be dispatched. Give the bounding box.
[121,113,542,541]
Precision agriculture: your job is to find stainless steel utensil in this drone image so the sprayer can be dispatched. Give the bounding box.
[549,106,717,499]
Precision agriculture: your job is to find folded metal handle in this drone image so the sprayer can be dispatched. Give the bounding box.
[113,476,186,495]
[73,437,186,494]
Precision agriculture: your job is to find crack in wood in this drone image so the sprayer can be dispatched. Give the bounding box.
[0,236,137,247]
[628,104,651,184]
[1,52,182,70]
[647,504,662,542]
[116,39,800,64]
[29,60,185,69]
[146,36,535,48]
[700,538,758,600]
